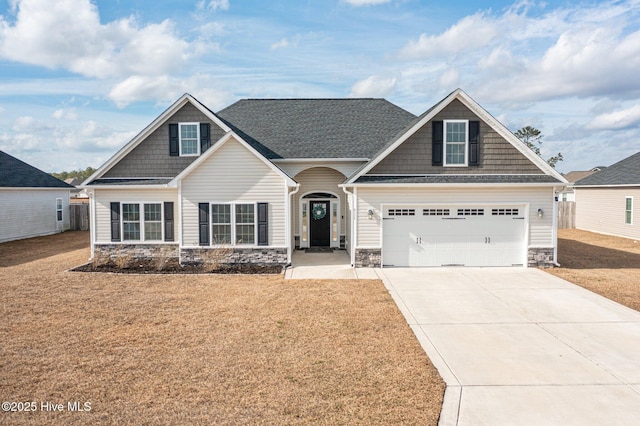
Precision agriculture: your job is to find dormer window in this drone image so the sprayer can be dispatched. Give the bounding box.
[444,120,468,166]
[179,123,200,156]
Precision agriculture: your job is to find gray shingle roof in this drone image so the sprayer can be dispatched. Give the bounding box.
[87,178,172,186]
[0,150,73,188]
[216,99,417,159]
[354,175,562,184]
[574,151,640,186]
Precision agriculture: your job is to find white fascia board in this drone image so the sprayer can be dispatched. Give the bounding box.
[170,131,297,187]
[575,184,640,188]
[82,94,231,186]
[272,158,369,163]
[341,182,562,188]
[82,184,172,190]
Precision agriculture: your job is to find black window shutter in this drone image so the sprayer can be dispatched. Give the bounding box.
[110,202,121,242]
[198,203,210,246]
[200,123,210,153]
[169,123,179,156]
[469,121,480,166]
[432,121,443,166]
[164,202,174,242]
[257,202,268,246]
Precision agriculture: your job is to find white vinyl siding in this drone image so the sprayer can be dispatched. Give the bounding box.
[0,189,71,243]
[181,137,287,247]
[93,189,178,243]
[576,188,640,240]
[356,186,554,247]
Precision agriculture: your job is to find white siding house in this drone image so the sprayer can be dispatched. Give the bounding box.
[0,151,72,243]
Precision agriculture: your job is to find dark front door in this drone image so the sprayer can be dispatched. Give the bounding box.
[310,201,330,247]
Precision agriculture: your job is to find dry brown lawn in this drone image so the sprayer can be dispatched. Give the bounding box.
[0,232,444,425]
[547,228,640,312]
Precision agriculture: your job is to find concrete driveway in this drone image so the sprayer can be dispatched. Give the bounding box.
[378,267,640,426]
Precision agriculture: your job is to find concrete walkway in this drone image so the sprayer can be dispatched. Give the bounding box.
[284,250,378,279]
[378,267,640,425]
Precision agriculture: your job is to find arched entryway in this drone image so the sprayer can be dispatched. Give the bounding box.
[292,167,348,250]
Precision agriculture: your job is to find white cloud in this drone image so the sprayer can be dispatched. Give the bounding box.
[52,108,78,120]
[211,0,230,11]
[399,13,499,59]
[349,75,396,98]
[342,0,390,5]
[270,35,301,50]
[0,0,193,79]
[438,68,459,88]
[587,104,640,130]
[108,74,233,109]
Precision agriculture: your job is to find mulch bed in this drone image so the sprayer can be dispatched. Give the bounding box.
[72,259,284,274]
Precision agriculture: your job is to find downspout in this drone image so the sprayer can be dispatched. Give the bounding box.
[342,185,355,267]
[85,189,96,260]
[287,184,301,265]
[552,186,563,267]
[177,180,183,265]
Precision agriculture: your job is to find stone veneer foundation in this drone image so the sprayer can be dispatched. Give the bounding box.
[355,248,381,267]
[94,244,287,265]
[527,247,555,268]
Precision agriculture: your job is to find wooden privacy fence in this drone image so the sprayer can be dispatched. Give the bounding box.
[70,204,90,231]
[557,201,575,229]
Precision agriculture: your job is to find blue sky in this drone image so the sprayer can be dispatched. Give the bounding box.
[1,0,639,174]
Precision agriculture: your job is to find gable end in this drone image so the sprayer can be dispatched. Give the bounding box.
[369,99,544,175]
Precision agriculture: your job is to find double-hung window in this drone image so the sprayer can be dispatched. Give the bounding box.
[444,120,468,166]
[56,198,63,222]
[144,204,163,240]
[211,204,232,244]
[122,203,141,241]
[179,123,200,156]
[625,197,633,225]
[210,203,256,245]
[235,204,255,245]
[122,203,163,241]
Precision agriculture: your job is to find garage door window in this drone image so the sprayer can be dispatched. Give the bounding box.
[423,208,450,216]
[492,208,519,216]
[458,208,484,216]
[388,208,415,216]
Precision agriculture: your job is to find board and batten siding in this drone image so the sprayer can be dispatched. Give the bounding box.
[576,187,640,240]
[293,167,348,236]
[93,188,178,243]
[181,137,287,247]
[355,186,555,248]
[0,189,70,243]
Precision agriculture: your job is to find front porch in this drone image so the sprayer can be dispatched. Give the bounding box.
[285,249,378,280]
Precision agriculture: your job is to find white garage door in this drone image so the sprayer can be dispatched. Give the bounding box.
[382,205,526,267]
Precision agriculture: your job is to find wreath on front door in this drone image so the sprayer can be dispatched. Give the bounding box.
[312,203,327,220]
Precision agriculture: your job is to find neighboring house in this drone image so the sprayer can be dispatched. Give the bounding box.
[558,168,604,201]
[0,150,73,243]
[573,151,640,240]
[81,89,567,268]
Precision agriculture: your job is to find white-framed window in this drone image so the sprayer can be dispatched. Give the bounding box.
[122,203,141,241]
[179,122,200,156]
[625,197,633,225]
[211,204,232,244]
[122,202,163,241]
[144,204,163,241]
[211,203,256,245]
[56,198,63,222]
[444,120,468,166]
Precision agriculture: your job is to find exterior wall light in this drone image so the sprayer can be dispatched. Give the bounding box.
[368,209,374,220]
[537,208,544,218]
